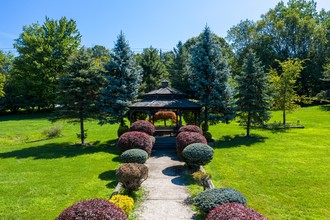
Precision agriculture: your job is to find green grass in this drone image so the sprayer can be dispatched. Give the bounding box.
[0,113,121,219]
[189,105,330,219]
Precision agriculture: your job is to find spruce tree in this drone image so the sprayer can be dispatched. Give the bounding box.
[189,26,233,131]
[99,32,142,125]
[235,49,272,137]
[54,47,103,145]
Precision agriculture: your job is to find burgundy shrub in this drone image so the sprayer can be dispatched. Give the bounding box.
[178,125,203,135]
[206,203,268,220]
[129,120,155,135]
[118,131,153,156]
[176,131,207,160]
[56,198,127,220]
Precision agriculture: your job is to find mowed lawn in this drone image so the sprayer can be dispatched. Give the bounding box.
[199,105,329,219]
[0,114,121,219]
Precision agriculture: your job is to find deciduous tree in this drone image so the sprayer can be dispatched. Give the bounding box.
[270,59,304,125]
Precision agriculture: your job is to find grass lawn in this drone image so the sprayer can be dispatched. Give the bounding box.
[0,113,121,219]
[189,105,330,219]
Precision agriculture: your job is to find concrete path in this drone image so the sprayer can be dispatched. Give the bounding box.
[135,137,195,220]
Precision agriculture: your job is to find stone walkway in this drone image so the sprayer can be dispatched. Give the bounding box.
[135,137,195,220]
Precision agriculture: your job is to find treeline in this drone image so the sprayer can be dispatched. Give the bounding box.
[0,0,329,115]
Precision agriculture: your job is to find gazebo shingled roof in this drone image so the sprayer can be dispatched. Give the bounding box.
[129,80,201,110]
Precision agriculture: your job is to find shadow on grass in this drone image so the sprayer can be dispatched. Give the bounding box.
[213,134,267,149]
[0,139,119,160]
[99,170,118,189]
[0,112,50,122]
[319,105,330,111]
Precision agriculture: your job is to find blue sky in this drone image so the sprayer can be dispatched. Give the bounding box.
[1,0,329,53]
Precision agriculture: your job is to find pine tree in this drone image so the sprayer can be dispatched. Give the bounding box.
[235,49,272,137]
[189,26,233,131]
[99,32,142,125]
[54,48,103,145]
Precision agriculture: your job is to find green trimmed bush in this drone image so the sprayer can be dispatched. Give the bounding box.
[193,188,247,213]
[116,163,148,192]
[56,198,127,220]
[203,131,213,142]
[117,131,153,156]
[117,125,129,138]
[176,131,207,160]
[206,203,267,220]
[120,149,148,164]
[182,143,214,166]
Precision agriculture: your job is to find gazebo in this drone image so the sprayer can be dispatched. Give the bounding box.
[129,80,201,135]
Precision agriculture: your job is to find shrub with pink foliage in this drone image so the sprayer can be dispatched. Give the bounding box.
[206,203,267,220]
[129,120,155,135]
[178,125,203,135]
[56,198,127,220]
[176,131,207,160]
[118,131,153,156]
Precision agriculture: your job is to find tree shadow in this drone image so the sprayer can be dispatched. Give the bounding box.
[319,105,330,111]
[213,134,267,149]
[0,139,119,160]
[99,169,118,189]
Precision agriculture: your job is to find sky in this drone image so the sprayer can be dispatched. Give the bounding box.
[1,0,330,53]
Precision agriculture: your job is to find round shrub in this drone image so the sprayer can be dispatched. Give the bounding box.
[178,125,203,135]
[117,125,129,138]
[193,188,247,213]
[121,149,148,164]
[116,163,148,192]
[109,194,134,215]
[118,131,153,156]
[152,111,177,124]
[176,131,207,160]
[206,203,267,220]
[182,143,214,166]
[56,198,127,220]
[129,120,155,135]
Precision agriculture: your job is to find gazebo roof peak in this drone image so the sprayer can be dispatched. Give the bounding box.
[146,80,186,98]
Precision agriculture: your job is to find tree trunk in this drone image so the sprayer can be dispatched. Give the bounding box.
[203,107,209,132]
[247,112,251,137]
[283,108,286,125]
[80,115,85,145]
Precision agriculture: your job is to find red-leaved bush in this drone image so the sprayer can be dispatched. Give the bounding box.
[178,125,203,135]
[206,203,267,220]
[152,111,177,123]
[176,131,207,160]
[129,120,155,135]
[56,198,127,220]
[118,131,153,156]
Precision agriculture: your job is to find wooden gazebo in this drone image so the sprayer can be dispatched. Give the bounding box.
[129,80,201,135]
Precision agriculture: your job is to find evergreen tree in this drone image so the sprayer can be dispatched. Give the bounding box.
[270,59,304,125]
[235,49,272,137]
[189,26,233,131]
[137,47,168,93]
[170,41,191,94]
[54,48,103,145]
[99,32,142,125]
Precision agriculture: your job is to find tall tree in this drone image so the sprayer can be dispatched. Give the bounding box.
[235,49,272,137]
[99,32,142,125]
[54,48,103,145]
[137,47,168,93]
[270,59,304,125]
[169,41,191,94]
[188,26,233,131]
[13,17,81,110]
